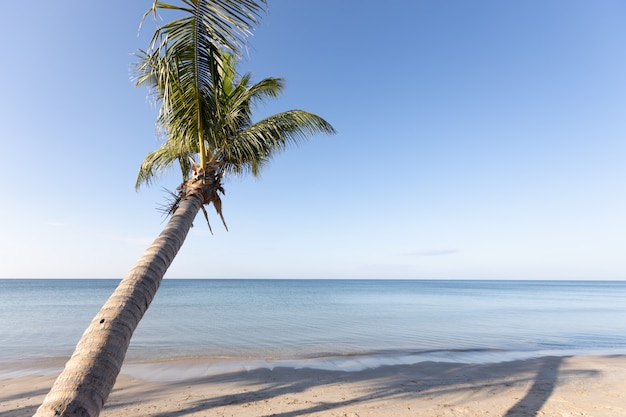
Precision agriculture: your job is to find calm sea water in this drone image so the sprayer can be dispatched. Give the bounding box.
[1,279,625,378]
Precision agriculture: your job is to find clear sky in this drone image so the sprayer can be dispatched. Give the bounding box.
[1,1,624,280]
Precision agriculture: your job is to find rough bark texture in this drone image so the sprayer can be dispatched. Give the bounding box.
[34,195,203,417]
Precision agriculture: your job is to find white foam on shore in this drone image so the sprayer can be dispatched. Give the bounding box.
[4,347,623,382]
[121,345,626,382]
[117,349,551,382]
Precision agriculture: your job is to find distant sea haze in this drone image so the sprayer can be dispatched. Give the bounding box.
[1,279,625,377]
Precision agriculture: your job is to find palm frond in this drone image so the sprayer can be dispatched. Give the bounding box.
[135,142,196,189]
[135,5,335,196]
[220,110,336,175]
[144,0,267,56]
[136,0,268,180]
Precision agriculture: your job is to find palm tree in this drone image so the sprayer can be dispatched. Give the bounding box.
[34,2,334,417]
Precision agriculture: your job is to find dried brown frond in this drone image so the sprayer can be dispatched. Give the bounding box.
[200,205,213,234]
[156,187,183,219]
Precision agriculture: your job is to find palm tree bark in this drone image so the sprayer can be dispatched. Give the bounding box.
[34,194,203,417]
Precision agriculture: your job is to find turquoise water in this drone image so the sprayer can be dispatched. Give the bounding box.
[1,279,625,377]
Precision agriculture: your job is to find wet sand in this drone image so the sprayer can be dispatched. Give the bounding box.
[2,355,624,417]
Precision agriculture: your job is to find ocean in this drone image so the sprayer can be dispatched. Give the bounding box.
[1,279,625,379]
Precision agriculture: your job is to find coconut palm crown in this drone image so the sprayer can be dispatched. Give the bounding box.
[134,2,334,228]
[135,51,335,184]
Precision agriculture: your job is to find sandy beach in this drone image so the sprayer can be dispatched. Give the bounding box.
[2,355,624,417]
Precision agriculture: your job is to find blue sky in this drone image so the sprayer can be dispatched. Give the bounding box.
[1,1,624,279]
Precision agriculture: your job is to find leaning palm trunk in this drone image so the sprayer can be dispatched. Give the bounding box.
[33,2,331,415]
[34,193,203,417]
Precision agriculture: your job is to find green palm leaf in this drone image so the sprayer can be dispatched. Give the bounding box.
[134,2,335,233]
[144,0,266,56]
[221,110,336,175]
[136,45,335,189]
[137,0,267,174]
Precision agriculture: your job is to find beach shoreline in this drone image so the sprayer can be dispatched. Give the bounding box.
[2,355,624,416]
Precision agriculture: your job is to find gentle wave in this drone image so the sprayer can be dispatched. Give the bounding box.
[1,279,625,370]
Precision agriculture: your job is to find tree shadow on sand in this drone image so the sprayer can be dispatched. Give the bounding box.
[503,356,564,417]
[0,386,50,417]
[101,356,599,417]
